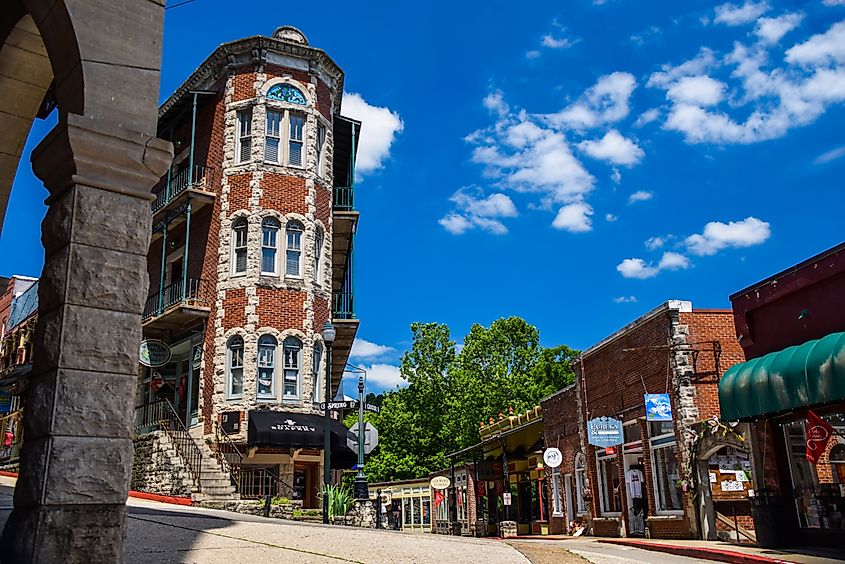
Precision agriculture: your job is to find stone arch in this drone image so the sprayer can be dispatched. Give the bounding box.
[0,1,172,561]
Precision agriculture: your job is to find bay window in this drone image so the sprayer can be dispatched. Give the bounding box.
[285,221,303,277]
[261,218,280,275]
[312,342,323,402]
[283,336,302,400]
[236,108,252,164]
[226,336,243,399]
[231,218,247,275]
[263,108,305,168]
[314,226,324,285]
[257,335,277,400]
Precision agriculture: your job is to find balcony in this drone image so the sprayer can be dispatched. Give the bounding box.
[333,186,354,211]
[143,277,211,332]
[151,164,215,239]
[329,291,359,396]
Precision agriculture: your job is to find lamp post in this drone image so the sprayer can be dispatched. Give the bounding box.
[321,321,335,525]
[353,368,368,499]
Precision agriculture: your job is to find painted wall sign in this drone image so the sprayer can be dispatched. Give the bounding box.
[430,476,451,490]
[645,394,673,422]
[543,447,563,468]
[139,340,171,367]
[587,417,624,448]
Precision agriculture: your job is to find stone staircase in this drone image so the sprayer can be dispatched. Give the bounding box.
[191,438,240,504]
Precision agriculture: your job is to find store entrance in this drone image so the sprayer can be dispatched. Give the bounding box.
[293,462,319,508]
[137,336,201,429]
[623,453,647,536]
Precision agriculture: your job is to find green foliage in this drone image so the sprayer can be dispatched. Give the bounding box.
[270,496,290,505]
[320,483,353,518]
[361,317,578,483]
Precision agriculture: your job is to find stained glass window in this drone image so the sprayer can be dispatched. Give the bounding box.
[267,84,307,105]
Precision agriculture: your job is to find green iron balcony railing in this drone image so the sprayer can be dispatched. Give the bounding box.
[152,164,213,214]
[143,277,210,321]
[332,291,355,320]
[333,186,354,211]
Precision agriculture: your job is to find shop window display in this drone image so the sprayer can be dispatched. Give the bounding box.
[597,454,621,514]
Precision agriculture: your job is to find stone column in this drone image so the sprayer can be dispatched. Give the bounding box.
[0,113,171,563]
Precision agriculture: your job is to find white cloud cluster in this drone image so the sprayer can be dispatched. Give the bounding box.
[650,20,845,145]
[357,364,405,389]
[644,236,666,250]
[578,129,644,165]
[628,190,653,204]
[814,145,845,164]
[341,93,403,177]
[350,338,395,360]
[714,1,770,26]
[542,34,578,49]
[553,202,594,233]
[613,295,638,303]
[545,72,637,130]
[617,252,690,279]
[684,217,771,255]
[439,189,518,235]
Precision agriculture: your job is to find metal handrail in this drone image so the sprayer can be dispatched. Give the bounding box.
[143,277,209,320]
[333,186,354,211]
[134,400,203,489]
[152,164,213,213]
[332,291,355,320]
[213,423,295,500]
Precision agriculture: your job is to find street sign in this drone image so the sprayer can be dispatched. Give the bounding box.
[430,476,451,490]
[347,422,379,454]
[318,400,380,413]
[543,447,562,469]
[503,493,512,506]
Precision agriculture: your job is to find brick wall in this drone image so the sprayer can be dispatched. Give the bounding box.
[228,173,252,213]
[259,173,308,215]
[540,385,585,529]
[222,288,246,331]
[256,288,305,330]
[231,66,257,102]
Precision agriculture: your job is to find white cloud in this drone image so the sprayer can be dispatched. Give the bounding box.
[645,236,666,250]
[341,92,403,177]
[755,13,803,44]
[611,168,622,183]
[814,145,845,164]
[605,213,618,222]
[526,50,542,60]
[483,90,509,116]
[542,34,578,49]
[361,364,405,389]
[545,72,637,130]
[785,20,845,66]
[439,189,518,235]
[578,130,645,166]
[824,0,845,5]
[684,217,771,255]
[628,190,653,204]
[617,251,690,279]
[634,108,661,127]
[614,296,638,303]
[553,202,594,233]
[666,75,726,106]
[648,48,718,89]
[714,1,770,26]
[350,338,395,360]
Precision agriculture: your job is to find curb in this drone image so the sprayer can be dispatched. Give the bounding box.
[1,472,192,507]
[128,490,193,506]
[597,539,793,564]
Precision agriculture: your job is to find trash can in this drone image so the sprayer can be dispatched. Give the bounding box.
[749,489,784,548]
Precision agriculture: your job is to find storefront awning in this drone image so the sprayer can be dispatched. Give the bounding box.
[247,410,357,468]
[719,332,845,421]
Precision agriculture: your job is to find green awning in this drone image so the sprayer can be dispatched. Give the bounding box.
[719,332,845,421]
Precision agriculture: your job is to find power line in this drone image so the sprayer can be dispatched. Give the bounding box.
[166,0,200,10]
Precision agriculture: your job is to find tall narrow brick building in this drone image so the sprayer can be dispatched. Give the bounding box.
[136,26,359,506]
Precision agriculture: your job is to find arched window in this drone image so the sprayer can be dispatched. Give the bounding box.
[257,335,277,400]
[312,342,323,402]
[283,337,302,400]
[226,336,244,399]
[314,226,324,285]
[575,453,587,514]
[285,221,303,277]
[267,84,307,105]
[231,218,248,275]
[261,218,280,275]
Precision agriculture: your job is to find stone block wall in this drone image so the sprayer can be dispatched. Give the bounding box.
[131,431,192,497]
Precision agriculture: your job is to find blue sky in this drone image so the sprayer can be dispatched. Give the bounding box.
[2,0,844,394]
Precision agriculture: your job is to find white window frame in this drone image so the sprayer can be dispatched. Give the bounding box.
[236,108,252,164]
[226,336,244,400]
[231,218,248,276]
[316,123,327,177]
[257,335,277,401]
[285,221,303,278]
[597,452,622,517]
[649,428,684,515]
[312,342,323,403]
[261,218,280,275]
[314,226,324,285]
[282,337,302,400]
[574,452,587,515]
[263,108,306,168]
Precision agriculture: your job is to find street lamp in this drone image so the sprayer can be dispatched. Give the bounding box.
[345,364,369,500]
[321,321,335,524]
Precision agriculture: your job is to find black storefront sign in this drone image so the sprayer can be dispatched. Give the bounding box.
[247,410,356,467]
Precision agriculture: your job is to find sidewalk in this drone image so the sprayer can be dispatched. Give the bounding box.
[597,538,845,564]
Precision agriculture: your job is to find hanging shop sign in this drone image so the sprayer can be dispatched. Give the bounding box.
[430,476,451,490]
[503,492,512,506]
[139,340,171,367]
[543,447,563,469]
[644,393,673,422]
[587,417,624,448]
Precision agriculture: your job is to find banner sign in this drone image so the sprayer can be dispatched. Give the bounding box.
[645,394,673,422]
[806,410,834,465]
[587,417,624,448]
[139,340,171,368]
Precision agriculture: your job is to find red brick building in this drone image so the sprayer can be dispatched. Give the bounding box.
[136,26,359,506]
[543,300,751,540]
